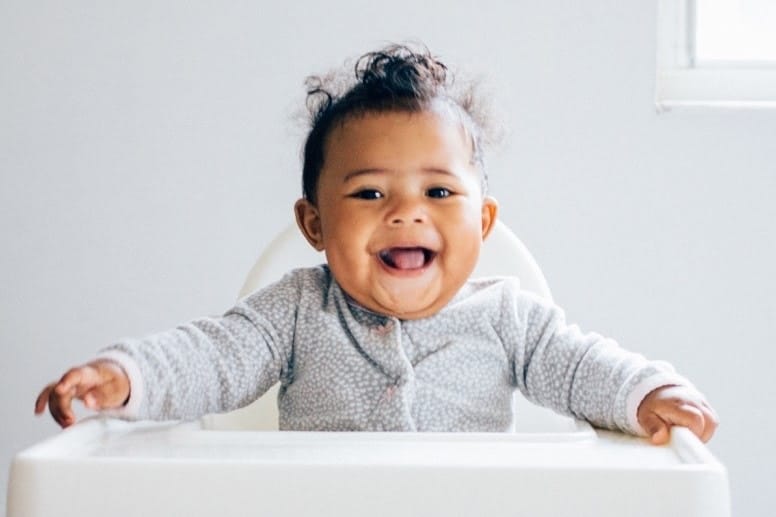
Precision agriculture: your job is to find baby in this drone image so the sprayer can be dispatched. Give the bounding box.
[35,44,717,444]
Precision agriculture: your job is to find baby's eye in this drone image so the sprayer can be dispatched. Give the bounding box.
[350,189,383,200]
[426,187,452,199]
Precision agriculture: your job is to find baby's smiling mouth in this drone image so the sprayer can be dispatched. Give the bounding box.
[378,247,437,270]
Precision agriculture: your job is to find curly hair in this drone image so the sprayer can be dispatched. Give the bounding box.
[301,44,494,204]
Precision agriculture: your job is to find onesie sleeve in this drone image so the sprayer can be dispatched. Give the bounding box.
[94,269,305,422]
[498,285,691,436]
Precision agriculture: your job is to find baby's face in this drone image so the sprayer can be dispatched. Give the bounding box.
[295,109,498,319]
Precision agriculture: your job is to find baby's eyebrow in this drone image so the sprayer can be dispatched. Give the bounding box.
[343,167,457,183]
[420,167,456,177]
[343,168,387,182]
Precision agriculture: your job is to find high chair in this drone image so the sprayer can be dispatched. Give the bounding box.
[7,221,730,517]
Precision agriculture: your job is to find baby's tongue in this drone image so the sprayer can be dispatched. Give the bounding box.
[385,248,425,269]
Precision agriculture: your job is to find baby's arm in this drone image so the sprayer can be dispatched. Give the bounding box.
[637,385,718,444]
[35,308,287,426]
[34,360,130,428]
[501,287,718,443]
[34,269,305,426]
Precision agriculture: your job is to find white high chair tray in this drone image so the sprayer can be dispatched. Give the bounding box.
[8,415,729,517]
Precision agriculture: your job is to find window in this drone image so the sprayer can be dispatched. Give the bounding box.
[656,0,776,109]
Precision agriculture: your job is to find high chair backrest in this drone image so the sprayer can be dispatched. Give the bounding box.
[216,220,553,430]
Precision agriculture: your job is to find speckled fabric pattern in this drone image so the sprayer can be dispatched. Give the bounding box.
[102,266,686,434]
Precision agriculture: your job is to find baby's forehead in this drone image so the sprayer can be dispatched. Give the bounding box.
[325,106,479,163]
[317,109,486,197]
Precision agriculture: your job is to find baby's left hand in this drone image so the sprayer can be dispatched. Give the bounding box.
[637,385,718,445]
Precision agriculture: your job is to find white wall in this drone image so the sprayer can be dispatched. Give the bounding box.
[2,1,774,515]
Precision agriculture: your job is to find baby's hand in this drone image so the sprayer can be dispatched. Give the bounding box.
[35,360,130,428]
[637,385,718,445]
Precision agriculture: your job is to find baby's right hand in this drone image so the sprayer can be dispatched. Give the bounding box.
[35,360,130,428]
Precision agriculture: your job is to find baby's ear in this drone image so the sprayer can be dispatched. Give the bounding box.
[481,196,499,240]
[294,199,325,251]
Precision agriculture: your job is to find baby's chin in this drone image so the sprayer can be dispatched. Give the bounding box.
[361,289,455,320]
[333,266,469,320]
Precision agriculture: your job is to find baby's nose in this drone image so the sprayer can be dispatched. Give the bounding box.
[387,198,427,225]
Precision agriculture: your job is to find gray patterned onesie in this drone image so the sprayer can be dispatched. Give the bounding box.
[99,265,686,435]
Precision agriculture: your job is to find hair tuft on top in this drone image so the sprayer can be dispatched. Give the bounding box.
[355,44,449,100]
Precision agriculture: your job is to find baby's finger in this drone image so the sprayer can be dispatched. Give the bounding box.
[54,367,89,397]
[83,384,118,410]
[640,412,670,445]
[50,379,80,428]
[83,390,98,410]
[34,384,55,415]
[47,390,75,427]
[665,403,707,439]
[699,405,719,443]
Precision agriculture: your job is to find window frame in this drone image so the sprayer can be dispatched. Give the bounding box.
[656,0,776,110]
